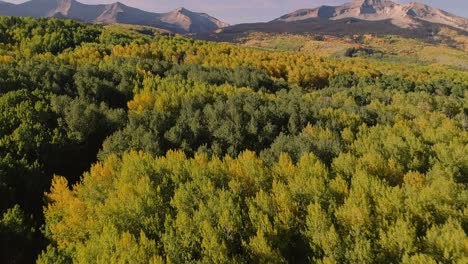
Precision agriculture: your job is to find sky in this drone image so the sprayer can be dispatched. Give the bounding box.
[5,0,468,24]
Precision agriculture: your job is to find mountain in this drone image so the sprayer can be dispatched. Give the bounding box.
[0,0,228,33]
[195,0,467,43]
[0,0,13,8]
[275,0,467,32]
[159,7,228,33]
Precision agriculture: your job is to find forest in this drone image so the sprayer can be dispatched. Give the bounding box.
[0,17,466,263]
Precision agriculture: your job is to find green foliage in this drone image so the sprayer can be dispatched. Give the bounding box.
[168,64,286,93]
[41,149,467,263]
[0,205,37,263]
[0,17,465,263]
[0,17,101,55]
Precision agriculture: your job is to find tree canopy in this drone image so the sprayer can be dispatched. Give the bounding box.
[0,16,465,263]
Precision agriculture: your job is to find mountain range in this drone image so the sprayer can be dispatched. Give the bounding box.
[200,0,467,42]
[276,0,467,32]
[0,0,229,33]
[0,0,466,36]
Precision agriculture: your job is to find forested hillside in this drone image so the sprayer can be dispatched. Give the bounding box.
[227,32,468,70]
[0,17,466,263]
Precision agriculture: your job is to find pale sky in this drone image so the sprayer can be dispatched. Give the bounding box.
[5,0,468,24]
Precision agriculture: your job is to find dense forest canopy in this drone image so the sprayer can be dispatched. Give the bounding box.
[0,17,466,263]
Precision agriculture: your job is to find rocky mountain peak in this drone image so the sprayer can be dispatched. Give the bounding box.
[0,0,228,33]
[173,7,188,13]
[275,0,467,31]
[353,0,391,5]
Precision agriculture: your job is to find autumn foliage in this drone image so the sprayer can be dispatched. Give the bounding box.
[0,17,466,263]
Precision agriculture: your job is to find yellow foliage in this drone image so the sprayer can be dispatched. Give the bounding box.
[128,88,156,113]
[44,176,88,249]
[0,55,14,63]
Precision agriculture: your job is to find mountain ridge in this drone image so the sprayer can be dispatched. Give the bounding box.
[0,0,229,33]
[0,0,466,35]
[275,0,467,32]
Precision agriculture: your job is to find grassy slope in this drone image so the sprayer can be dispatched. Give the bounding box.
[236,32,468,69]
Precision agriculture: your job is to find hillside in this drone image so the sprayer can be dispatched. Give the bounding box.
[0,17,466,263]
[217,31,468,69]
[0,0,228,33]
